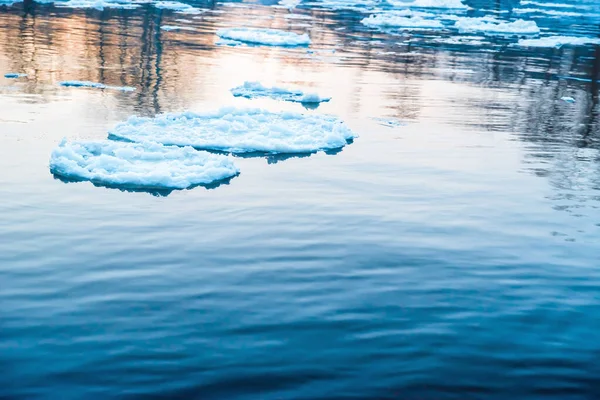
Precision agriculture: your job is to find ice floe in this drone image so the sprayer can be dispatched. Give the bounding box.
[154,1,204,14]
[279,0,301,9]
[388,0,467,9]
[54,0,141,9]
[4,73,27,78]
[216,28,310,46]
[49,139,239,190]
[518,36,600,48]
[59,81,136,91]
[231,82,331,104]
[109,107,356,154]
[306,0,377,11]
[361,13,443,29]
[561,96,576,103]
[453,17,539,36]
[160,25,196,31]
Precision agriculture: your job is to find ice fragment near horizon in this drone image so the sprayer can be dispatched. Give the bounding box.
[453,17,539,36]
[231,82,331,104]
[216,28,310,46]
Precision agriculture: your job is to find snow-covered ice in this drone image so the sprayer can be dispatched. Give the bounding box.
[59,81,135,91]
[216,28,310,46]
[49,139,239,190]
[231,82,331,104]
[518,36,600,48]
[361,13,444,29]
[4,73,27,78]
[453,17,539,36]
[161,25,196,31]
[109,107,356,154]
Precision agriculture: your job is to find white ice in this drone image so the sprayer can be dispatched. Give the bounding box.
[59,81,136,91]
[361,13,443,29]
[161,25,196,31]
[518,36,600,48]
[231,82,331,104]
[279,0,301,9]
[4,73,27,78]
[109,107,356,154]
[153,1,204,14]
[305,0,377,11]
[49,139,239,189]
[216,28,310,46]
[561,96,576,103]
[388,0,467,9]
[453,17,539,36]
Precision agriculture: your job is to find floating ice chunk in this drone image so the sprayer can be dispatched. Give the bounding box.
[4,73,27,78]
[175,18,193,23]
[215,38,243,47]
[372,117,406,128]
[109,107,356,154]
[513,8,582,17]
[388,0,467,9]
[454,17,539,36]
[561,96,576,103]
[216,28,310,46]
[231,82,331,104]
[279,0,301,9]
[161,25,196,31]
[49,139,239,190]
[306,0,377,11]
[361,13,444,29]
[59,81,135,91]
[55,0,140,9]
[154,1,204,14]
[518,36,600,48]
[283,13,312,20]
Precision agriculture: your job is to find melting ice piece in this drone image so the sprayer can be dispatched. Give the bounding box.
[154,1,204,14]
[561,96,576,103]
[59,81,135,91]
[518,36,600,48]
[388,0,467,9]
[231,82,331,104]
[109,107,356,154]
[361,13,444,29]
[161,25,195,31]
[49,139,239,190]
[453,17,539,36]
[4,73,27,78]
[216,28,310,46]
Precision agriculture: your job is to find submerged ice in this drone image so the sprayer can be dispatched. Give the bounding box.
[216,28,310,46]
[49,139,239,189]
[231,82,331,104]
[109,107,356,154]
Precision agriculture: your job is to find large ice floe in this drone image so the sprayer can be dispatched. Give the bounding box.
[361,12,444,30]
[231,82,331,104]
[109,107,356,154]
[216,28,310,46]
[50,139,239,190]
[59,81,135,91]
[453,17,539,36]
[518,36,600,48]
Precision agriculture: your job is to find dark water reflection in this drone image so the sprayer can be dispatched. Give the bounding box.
[1,0,600,398]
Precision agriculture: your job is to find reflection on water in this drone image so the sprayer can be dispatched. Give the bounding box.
[1,0,600,398]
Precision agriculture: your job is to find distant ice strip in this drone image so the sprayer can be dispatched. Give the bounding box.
[49,139,239,190]
[59,81,135,91]
[153,1,205,14]
[109,107,356,154]
[388,0,467,9]
[161,25,196,31]
[4,73,27,78]
[361,14,444,29]
[231,82,331,104]
[54,0,141,10]
[453,17,539,36]
[518,36,600,48]
[216,28,310,46]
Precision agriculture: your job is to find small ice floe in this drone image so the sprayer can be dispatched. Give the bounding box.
[175,18,193,23]
[50,139,239,190]
[215,38,243,47]
[54,0,140,10]
[518,35,600,48]
[216,28,310,46]
[153,1,204,14]
[231,81,331,105]
[372,117,406,128]
[109,107,356,154]
[388,0,467,9]
[361,13,444,30]
[4,73,27,79]
[160,25,195,31]
[561,96,576,103]
[453,17,539,36]
[283,13,312,20]
[306,0,376,11]
[279,0,301,9]
[59,81,135,91]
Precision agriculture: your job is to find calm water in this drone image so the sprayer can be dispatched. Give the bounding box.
[1,0,600,398]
